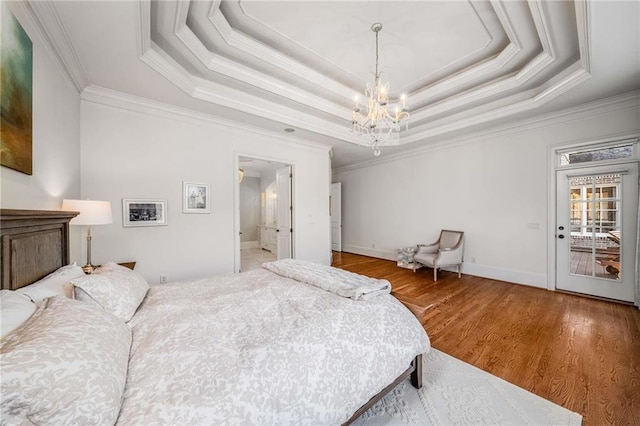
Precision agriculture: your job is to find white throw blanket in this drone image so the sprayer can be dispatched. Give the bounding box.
[262,259,391,300]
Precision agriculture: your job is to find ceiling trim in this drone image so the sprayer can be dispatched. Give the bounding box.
[574,0,591,72]
[204,4,354,99]
[333,90,640,174]
[410,0,563,123]
[137,0,592,150]
[173,19,348,119]
[22,0,90,93]
[401,61,592,144]
[80,85,332,153]
[528,0,557,59]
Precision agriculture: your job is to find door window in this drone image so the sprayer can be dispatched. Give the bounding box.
[568,174,621,281]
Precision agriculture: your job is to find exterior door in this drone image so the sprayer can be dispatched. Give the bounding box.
[331,182,342,251]
[556,163,638,302]
[276,166,292,259]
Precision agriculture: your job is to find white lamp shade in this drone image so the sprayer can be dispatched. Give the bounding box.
[61,199,113,225]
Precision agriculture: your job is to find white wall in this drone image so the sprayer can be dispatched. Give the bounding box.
[333,97,640,288]
[0,3,81,261]
[80,96,331,283]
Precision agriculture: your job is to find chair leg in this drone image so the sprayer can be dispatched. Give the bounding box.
[433,267,438,282]
[457,264,461,278]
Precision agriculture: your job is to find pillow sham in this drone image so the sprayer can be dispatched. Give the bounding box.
[17,263,85,307]
[0,296,131,425]
[71,262,149,322]
[0,290,37,340]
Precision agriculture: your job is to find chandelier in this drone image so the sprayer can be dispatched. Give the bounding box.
[350,23,409,157]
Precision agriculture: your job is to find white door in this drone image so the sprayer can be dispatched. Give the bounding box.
[276,166,292,259]
[331,182,342,251]
[556,163,638,302]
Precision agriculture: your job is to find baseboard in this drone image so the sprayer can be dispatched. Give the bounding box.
[460,263,547,289]
[343,245,397,261]
[241,241,259,250]
[342,244,547,289]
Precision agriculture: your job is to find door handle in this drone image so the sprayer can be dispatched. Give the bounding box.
[558,234,565,239]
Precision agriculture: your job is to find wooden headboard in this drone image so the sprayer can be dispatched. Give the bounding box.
[0,209,78,290]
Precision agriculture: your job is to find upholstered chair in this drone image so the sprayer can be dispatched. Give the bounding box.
[413,230,464,282]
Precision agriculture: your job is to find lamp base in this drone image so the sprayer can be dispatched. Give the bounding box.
[82,264,96,274]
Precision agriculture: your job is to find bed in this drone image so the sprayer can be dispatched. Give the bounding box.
[0,209,430,425]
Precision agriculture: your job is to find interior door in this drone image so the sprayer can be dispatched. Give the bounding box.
[556,163,638,302]
[276,166,292,259]
[331,182,342,251]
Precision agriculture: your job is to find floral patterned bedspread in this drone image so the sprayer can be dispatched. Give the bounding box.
[118,268,429,425]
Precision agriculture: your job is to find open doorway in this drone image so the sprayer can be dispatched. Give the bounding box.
[237,156,293,272]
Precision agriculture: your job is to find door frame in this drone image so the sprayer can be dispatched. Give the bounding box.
[547,133,640,305]
[234,152,296,273]
[330,182,342,252]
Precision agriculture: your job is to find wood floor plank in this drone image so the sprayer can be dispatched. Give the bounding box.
[332,252,640,426]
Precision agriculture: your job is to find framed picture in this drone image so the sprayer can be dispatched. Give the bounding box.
[183,181,210,214]
[1,3,33,175]
[122,199,167,227]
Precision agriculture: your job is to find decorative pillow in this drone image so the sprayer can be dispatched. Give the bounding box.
[0,290,37,340]
[0,296,131,425]
[17,263,85,307]
[70,262,149,322]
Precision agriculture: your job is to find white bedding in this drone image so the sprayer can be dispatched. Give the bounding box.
[118,268,429,425]
[262,259,391,300]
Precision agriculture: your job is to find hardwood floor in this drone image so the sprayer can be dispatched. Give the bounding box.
[332,252,640,426]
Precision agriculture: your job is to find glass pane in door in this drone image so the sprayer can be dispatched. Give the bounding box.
[568,174,621,281]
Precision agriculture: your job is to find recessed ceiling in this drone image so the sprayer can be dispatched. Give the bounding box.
[29,0,640,168]
[146,0,588,143]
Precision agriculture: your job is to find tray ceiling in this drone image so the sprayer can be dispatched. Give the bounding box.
[27,0,640,167]
[145,0,588,145]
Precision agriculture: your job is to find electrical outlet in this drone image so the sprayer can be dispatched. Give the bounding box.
[160,275,168,284]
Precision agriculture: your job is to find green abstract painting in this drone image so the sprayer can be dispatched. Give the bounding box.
[1,3,33,175]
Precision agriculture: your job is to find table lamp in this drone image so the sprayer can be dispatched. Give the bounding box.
[61,199,113,274]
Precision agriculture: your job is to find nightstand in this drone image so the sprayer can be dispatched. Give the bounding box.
[118,262,136,270]
[86,261,136,274]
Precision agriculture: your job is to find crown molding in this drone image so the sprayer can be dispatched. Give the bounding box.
[333,90,640,174]
[136,0,593,152]
[25,1,89,93]
[141,40,354,142]
[491,0,521,48]
[574,0,591,72]
[528,0,557,59]
[205,4,354,99]
[80,85,331,153]
[174,22,347,119]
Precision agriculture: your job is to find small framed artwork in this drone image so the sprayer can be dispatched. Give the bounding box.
[183,181,210,214]
[123,199,167,227]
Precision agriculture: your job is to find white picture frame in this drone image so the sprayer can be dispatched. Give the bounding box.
[122,199,168,227]
[183,181,210,214]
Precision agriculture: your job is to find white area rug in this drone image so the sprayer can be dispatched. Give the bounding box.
[355,349,582,425]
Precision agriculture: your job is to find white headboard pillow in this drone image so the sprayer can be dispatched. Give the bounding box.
[71,262,150,322]
[16,263,85,307]
[0,290,37,339]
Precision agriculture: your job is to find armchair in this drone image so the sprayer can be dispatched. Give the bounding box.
[413,230,464,282]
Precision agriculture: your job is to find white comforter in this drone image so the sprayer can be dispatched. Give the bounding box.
[262,259,391,300]
[118,268,429,425]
